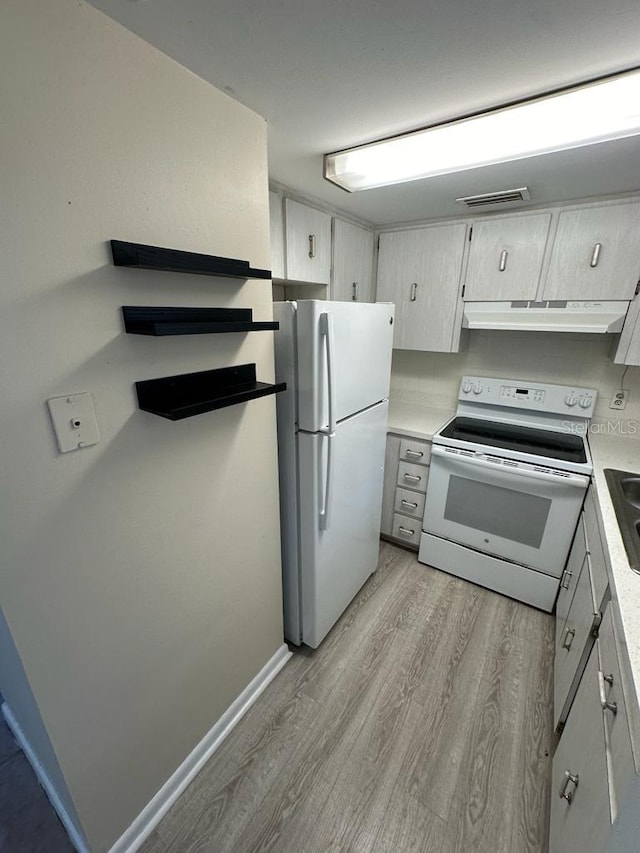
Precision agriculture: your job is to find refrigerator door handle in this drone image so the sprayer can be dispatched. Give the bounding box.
[319,312,336,434]
[319,432,333,531]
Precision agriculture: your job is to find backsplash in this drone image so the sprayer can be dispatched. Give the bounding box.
[390,330,640,427]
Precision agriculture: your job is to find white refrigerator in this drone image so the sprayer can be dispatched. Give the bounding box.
[273,300,395,648]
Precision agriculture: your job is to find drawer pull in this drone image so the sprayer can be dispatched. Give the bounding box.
[559,770,579,803]
[401,499,418,509]
[598,670,618,715]
[562,627,576,651]
[560,569,573,590]
[405,449,424,459]
[398,526,416,537]
[404,473,422,483]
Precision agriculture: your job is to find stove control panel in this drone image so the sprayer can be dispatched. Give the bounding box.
[458,376,597,418]
[500,385,545,403]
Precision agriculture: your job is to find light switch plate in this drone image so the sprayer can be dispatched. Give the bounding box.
[47,392,100,453]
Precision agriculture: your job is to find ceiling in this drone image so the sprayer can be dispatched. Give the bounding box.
[88,0,640,226]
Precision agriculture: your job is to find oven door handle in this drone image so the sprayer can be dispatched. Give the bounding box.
[430,445,590,488]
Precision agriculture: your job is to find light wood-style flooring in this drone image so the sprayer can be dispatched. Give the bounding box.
[142,542,554,853]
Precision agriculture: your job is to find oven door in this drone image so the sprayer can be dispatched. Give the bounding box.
[423,445,589,577]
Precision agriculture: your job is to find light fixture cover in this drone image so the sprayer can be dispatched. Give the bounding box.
[324,70,640,192]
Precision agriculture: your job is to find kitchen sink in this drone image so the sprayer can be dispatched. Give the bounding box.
[620,476,640,509]
[604,469,640,574]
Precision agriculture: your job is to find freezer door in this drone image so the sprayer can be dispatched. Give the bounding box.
[296,401,388,647]
[295,300,394,432]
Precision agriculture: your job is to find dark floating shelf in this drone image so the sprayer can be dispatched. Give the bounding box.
[135,363,286,420]
[111,240,271,280]
[122,306,279,336]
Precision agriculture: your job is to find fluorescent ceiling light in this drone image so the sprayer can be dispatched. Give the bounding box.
[324,69,640,192]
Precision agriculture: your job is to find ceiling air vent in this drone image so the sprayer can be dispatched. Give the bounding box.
[456,187,531,208]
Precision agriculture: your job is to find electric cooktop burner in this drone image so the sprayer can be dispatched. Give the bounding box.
[438,416,587,464]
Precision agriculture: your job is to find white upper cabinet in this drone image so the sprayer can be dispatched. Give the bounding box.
[331,218,374,302]
[284,198,331,284]
[614,294,640,365]
[464,212,552,301]
[542,201,640,301]
[377,223,467,352]
[269,191,285,279]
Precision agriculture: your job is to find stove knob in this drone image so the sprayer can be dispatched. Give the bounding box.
[461,381,473,394]
[565,394,577,407]
[472,383,483,395]
[579,395,592,409]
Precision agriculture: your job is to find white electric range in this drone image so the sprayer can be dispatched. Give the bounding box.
[419,376,597,611]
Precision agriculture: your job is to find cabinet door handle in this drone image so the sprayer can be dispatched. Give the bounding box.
[401,499,418,509]
[404,473,421,483]
[562,627,576,651]
[590,242,602,268]
[559,770,579,803]
[560,569,573,590]
[308,234,316,259]
[352,281,359,301]
[410,282,417,301]
[398,525,416,537]
[598,670,618,715]
[499,249,508,272]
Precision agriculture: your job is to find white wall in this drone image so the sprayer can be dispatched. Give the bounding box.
[0,1,284,849]
[0,608,82,831]
[391,330,640,426]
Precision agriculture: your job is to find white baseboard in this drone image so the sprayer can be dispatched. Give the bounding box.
[108,642,292,853]
[1,702,90,853]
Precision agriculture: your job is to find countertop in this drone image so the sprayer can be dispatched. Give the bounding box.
[387,400,453,441]
[589,432,640,767]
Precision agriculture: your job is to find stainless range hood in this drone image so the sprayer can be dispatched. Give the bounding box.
[463,300,629,333]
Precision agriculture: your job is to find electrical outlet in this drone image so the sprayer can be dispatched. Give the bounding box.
[609,389,629,410]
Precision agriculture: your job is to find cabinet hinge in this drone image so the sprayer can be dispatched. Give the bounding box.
[635,279,640,297]
[468,226,473,242]
[591,610,602,637]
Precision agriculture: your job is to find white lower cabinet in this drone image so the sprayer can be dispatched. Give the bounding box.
[554,529,599,730]
[550,605,636,853]
[597,607,635,823]
[554,488,610,731]
[550,648,611,853]
[550,482,637,853]
[380,432,431,550]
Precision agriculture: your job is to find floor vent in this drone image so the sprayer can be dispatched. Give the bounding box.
[456,187,531,208]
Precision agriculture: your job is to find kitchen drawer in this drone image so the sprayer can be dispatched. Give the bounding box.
[399,438,431,466]
[597,606,635,821]
[583,489,609,610]
[555,555,599,728]
[391,513,421,547]
[394,487,426,520]
[397,461,428,493]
